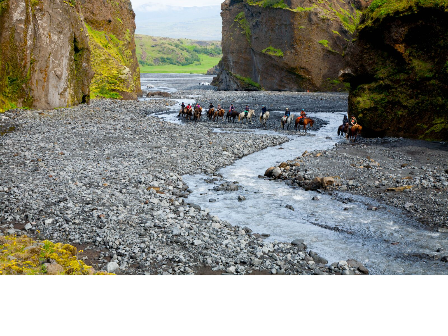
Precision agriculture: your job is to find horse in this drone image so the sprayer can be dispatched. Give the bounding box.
[179,107,186,117]
[295,117,314,133]
[207,108,215,120]
[226,110,239,123]
[281,114,295,130]
[238,110,256,123]
[193,106,202,122]
[213,108,225,122]
[347,124,362,142]
[338,123,349,137]
[259,111,270,127]
[185,107,193,121]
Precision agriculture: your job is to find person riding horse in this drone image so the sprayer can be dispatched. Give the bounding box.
[245,105,250,117]
[229,104,235,113]
[181,102,185,113]
[261,105,267,117]
[297,109,306,125]
[209,103,214,110]
[285,108,291,118]
[343,114,349,126]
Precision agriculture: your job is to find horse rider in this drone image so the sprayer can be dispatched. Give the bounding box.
[186,103,191,112]
[229,104,235,113]
[348,116,358,135]
[217,104,222,111]
[261,105,267,117]
[181,102,185,113]
[209,102,214,110]
[196,103,201,109]
[245,105,250,116]
[343,114,349,126]
[297,109,306,124]
[284,108,291,117]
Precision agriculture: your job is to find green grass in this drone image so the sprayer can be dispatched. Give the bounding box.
[140,54,221,74]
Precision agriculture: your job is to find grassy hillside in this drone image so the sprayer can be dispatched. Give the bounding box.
[136,35,222,74]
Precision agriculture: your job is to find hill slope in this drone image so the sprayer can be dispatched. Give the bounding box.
[136,35,222,74]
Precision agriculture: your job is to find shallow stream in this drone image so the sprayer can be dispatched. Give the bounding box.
[146,75,447,275]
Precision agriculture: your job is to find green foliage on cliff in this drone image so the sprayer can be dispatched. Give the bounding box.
[366,0,448,24]
[234,12,252,43]
[86,24,136,99]
[349,4,448,140]
[261,0,289,8]
[231,72,262,90]
[262,46,284,57]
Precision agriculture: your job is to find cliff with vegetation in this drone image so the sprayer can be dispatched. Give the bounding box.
[344,0,448,140]
[213,0,362,91]
[0,0,140,112]
[80,0,140,100]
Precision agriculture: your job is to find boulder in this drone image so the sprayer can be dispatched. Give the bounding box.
[46,263,64,275]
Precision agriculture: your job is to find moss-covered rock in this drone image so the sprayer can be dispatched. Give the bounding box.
[344,0,448,140]
[0,0,92,112]
[79,0,141,100]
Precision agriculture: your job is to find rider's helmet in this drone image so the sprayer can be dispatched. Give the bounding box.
[286,108,289,111]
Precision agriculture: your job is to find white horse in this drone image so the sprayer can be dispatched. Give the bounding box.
[281,114,295,130]
[259,111,270,126]
[238,110,256,123]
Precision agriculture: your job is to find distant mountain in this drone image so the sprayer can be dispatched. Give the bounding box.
[134,5,222,41]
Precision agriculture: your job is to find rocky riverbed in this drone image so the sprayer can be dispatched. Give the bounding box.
[0,98,367,275]
[266,137,448,232]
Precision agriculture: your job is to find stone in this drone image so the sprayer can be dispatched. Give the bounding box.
[264,167,275,177]
[312,196,320,201]
[227,266,236,274]
[238,195,246,201]
[358,266,369,274]
[107,262,120,274]
[322,177,335,187]
[46,263,64,275]
[438,228,448,233]
[338,260,348,269]
[194,240,203,246]
[441,256,448,263]
[24,223,33,231]
[285,205,295,211]
[209,199,217,203]
[272,167,282,178]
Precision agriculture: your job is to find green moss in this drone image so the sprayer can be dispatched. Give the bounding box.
[231,72,262,90]
[262,46,284,57]
[86,23,136,99]
[234,12,252,43]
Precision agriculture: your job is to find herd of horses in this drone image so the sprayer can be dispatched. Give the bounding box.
[178,105,362,140]
[178,106,315,132]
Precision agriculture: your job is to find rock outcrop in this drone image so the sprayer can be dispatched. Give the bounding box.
[79,0,141,100]
[0,0,92,111]
[213,0,361,91]
[344,0,448,140]
[0,0,140,112]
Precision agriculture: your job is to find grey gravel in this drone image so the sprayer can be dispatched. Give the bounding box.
[1,97,367,275]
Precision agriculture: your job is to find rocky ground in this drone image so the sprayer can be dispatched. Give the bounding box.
[0,98,367,275]
[266,137,448,231]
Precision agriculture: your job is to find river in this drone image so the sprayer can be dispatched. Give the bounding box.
[143,74,447,275]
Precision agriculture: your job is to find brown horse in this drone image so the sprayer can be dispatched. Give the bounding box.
[347,124,362,141]
[193,106,202,122]
[185,107,193,121]
[295,117,314,133]
[338,123,349,137]
[207,108,215,120]
[226,110,239,123]
[213,108,225,122]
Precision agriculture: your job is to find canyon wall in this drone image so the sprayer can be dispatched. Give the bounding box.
[0,0,140,112]
[344,0,448,140]
[213,0,361,91]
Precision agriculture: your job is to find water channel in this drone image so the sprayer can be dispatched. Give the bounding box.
[143,74,447,275]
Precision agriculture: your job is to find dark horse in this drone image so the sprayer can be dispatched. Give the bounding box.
[295,117,314,133]
[338,123,349,137]
[226,111,239,123]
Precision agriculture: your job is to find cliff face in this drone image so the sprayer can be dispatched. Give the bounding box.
[344,0,448,140]
[0,0,92,111]
[0,0,140,112]
[213,0,361,91]
[79,0,141,100]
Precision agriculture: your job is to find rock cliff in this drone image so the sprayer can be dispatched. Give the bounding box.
[0,0,140,112]
[344,0,448,140]
[213,0,361,91]
[79,0,140,100]
[0,0,92,111]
